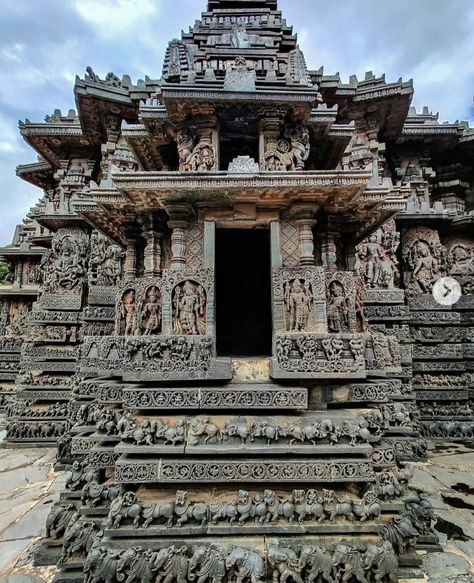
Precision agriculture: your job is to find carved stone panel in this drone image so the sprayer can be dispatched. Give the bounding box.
[273,267,326,334]
[326,272,357,333]
[162,269,214,336]
[115,277,162,336]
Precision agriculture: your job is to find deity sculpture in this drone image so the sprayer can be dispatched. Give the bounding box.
[230,24,250,48]
[119,290,136,336]
[327,281,350,333]
[263,125,310,172]
[284,279,313,332]
[411,243,439,293]
[355,222,400,289]
[100,245,124,286]
[173,280,206,335]
[140,286,161,335]
[41,231,88,294]
[290,125,310,170]
[176,129,216,172]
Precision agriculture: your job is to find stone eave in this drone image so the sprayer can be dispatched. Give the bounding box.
[34,212,89,231]
[399,123,465,144]
[0,246,45,258]
[16,160,55,188]
[74,78,133,105]
[109,169,372,213]
[161,85,318,118]
[74,79,140,147]
[72,196,130,246]
[0,286,39,298]
[18,120,90,167]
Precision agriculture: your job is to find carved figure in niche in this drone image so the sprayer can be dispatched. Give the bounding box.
[448,243,473,276]
[327,281,350,333]
[231,24,250,48]
[140,286,161,335]
[176,129,216,172]
[411,242,439,293]
[120,290,136,336]
[176,129,195,171]
[290,125,310,170]
[355,221,400,289]
[263,126,310,172]
[173,280,206,335]
[404,161,421,183]
[284,279,313,332]
[100,246,124,285]
[43,232,88,294]
[190,136,215,172]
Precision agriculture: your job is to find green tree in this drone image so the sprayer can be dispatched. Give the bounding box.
[0,262,10,285]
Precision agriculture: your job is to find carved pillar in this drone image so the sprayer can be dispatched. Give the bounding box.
[123,225,141,280]
[141,215,163,277]
[291,204,318,266]
[166,204,194,270]
[259,117,281,171]
[321,217,343,272]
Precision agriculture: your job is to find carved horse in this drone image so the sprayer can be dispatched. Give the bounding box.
[107,494,142,529]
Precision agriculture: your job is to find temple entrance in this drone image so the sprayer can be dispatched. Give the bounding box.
[216,228,272,357]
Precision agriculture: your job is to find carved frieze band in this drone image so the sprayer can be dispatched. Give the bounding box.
[116,459,375,484]
[123,386,308,410]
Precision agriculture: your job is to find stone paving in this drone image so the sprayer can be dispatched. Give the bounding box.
[0,432,472,582]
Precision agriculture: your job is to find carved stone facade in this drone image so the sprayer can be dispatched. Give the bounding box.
[2,1,472,582]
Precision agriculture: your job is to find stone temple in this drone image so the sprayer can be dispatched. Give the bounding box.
[0,0,473,581]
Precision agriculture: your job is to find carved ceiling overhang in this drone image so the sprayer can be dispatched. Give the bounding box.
[16,160,55,189]
[121,123,169,171]
[0,287,39,298]
[397,122,466,149]
[109,170,372,215]
[161,86,318,119]
[0,246,45,259]
[18,121,90,167]
[343,183,411,241]
[73,190,137,246]
[319,76,414,140]
[74,79,140,147]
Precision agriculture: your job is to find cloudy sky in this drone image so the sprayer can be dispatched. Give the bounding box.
[0,0,473,245]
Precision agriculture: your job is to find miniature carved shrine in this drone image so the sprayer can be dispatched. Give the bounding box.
[0,1,473,582]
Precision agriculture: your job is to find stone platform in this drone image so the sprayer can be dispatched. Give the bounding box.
[0,434,473,582]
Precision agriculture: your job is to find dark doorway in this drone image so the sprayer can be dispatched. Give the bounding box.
[216,229,272,357]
